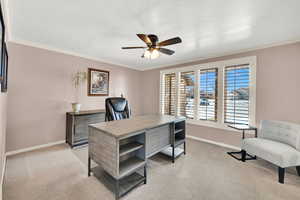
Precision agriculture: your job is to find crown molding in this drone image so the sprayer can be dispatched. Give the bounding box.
[9,38,143,71]
[8,37,300,72]
[139,38,300,71]
[1,0,12,41]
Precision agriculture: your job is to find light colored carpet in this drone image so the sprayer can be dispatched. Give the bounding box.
[4,139,300,200]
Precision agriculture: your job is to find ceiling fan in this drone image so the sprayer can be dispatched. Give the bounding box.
[122,34,182,59]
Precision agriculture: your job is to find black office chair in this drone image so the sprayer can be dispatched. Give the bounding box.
[105,97,131,121]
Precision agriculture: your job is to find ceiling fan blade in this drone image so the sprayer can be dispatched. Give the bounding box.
[122,46,146,49]
[137,34,152,45]
[158,48,175,55]
[158,37,182,46]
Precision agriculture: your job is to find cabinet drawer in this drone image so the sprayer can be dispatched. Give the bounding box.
[75,113,105,125]
[73,113,105,143]
[146,125,170,156]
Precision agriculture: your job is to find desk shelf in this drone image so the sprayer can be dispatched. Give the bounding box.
[174,129,184,135]
[119,157,146,178]
[120,142,143,157]
[92,166,146,199]
[160,119,186,162]
[174,138,185,148]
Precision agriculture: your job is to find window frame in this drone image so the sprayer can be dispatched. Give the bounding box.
[159,56,256,130]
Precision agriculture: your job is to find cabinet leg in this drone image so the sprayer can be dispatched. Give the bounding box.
[278,167,285,184]
[184,142,186,155]
[296,166,300,176]
[88,156,91,177]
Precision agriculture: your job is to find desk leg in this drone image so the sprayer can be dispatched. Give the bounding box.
[255,128,257,138]
[88,156,91,177]
[115,179,120,200]
[144,165,147,184]
[172,146,175,163]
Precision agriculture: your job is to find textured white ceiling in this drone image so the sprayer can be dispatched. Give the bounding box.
[8,0,300,70]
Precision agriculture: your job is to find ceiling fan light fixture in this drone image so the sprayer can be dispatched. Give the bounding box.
[144,49,151,59]
[143,49,160,59]
[150,49,159,59]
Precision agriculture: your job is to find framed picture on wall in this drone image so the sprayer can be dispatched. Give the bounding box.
[1,43,8,92]
[88,68,109,96]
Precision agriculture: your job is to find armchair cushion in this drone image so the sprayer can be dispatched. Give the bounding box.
[242,138,300,168]
[259,120,300,150]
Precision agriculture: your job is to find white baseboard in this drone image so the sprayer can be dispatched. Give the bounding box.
[6,140,66,157]
[186,135,240,151]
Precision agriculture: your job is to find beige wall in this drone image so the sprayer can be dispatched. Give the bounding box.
[141,42,300,147]
[6,42,143,152]
[5,41,300,151]
[1,1,8,198]
[0,93,7,197]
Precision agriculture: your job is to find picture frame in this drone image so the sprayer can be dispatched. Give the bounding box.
[88,68,109,96]
[1,42,8,92]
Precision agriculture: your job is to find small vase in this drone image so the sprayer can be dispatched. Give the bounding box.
[72,103,81,113]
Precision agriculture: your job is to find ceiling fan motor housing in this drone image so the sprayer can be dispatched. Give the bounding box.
[147,34,159,46]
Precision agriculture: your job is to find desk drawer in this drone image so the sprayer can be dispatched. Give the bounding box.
[146,125,170,156]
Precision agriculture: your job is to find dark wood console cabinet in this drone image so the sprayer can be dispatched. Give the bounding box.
[66,109,105,148]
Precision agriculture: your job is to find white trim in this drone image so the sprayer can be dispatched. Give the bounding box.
[1,154,6,186]
[175,72,180,116]
[142,39,300,71]
[160,56,256,74]
[160,56,257,129]
[5,37,300,72]
[194,69,200,119]
[187,119,238,132]
[6,140,65,156]
[159,72,164,114]
[187,135,240,151]
[8,39,140,71]
[249,59,257,126]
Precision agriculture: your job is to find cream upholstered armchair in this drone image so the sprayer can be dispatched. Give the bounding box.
[241,120,300,184]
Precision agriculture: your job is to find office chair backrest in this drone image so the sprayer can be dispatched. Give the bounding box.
[105,97,131,121]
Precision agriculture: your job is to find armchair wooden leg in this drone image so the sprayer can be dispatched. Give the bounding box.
[241,150,246,162]
[296,166,300,176]
[278,167,285,184]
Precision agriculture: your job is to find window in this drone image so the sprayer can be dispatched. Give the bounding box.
[179,71,195,119]
[199,68,218,121]
[224,64,250,125]
[160,56,256,128]
[161,73,176,115]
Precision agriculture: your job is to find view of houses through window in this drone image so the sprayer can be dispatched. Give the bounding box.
[199,68,218,121]
[179,71,195,119]
[224,65,250,125]
[160,57,255,126]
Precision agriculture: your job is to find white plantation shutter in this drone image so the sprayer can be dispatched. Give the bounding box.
[224,64,250,125]
[160,56,256,127]
[161,73,176,115]
[199,68,218,121]
[178,71,195,119]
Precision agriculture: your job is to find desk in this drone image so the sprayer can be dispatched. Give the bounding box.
[88,114,186,199]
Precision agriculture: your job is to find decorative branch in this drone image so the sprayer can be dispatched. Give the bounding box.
[72,71,87,88]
